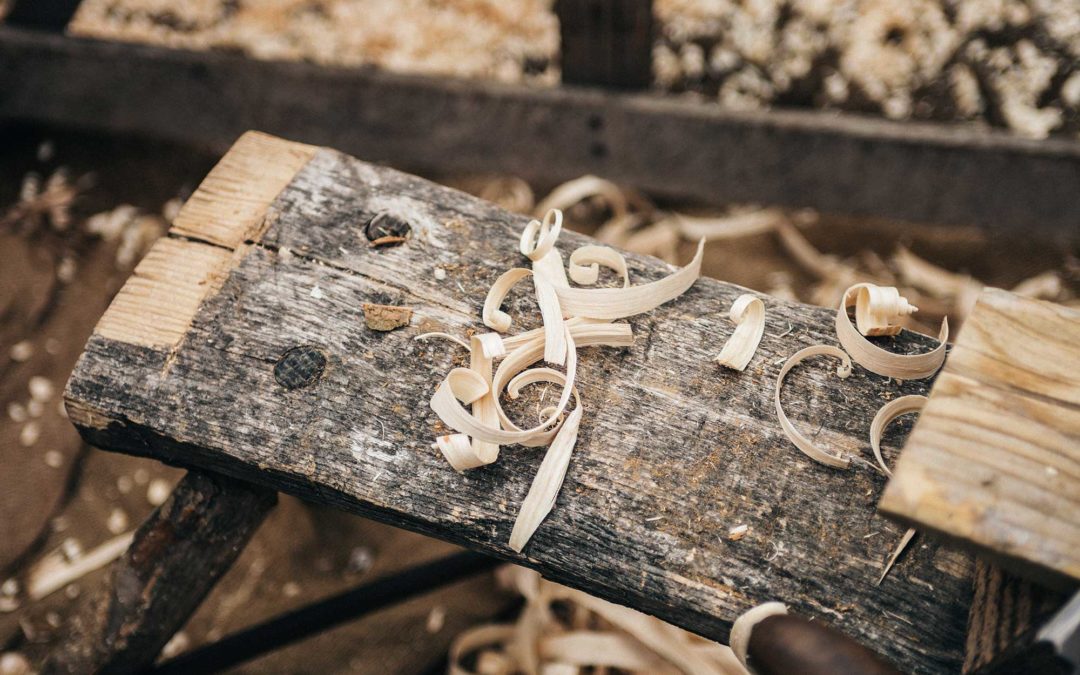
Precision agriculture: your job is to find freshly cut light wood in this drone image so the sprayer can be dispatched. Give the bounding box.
[66,133,972,674]
[91,131,316,351]
[880,289,1080,586]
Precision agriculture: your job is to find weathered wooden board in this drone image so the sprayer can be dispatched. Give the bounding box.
[3,26,1080,234]
[65,132,973,673]
[880,290,1080,588]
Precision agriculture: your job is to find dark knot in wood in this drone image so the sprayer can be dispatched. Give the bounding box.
[365,213,411,242]
[274,346,326,389]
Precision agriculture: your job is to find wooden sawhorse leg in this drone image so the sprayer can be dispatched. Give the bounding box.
[43,470,276,674]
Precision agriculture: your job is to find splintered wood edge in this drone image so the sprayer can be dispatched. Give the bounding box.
[880,289,1080,586]
[93,132,318,349]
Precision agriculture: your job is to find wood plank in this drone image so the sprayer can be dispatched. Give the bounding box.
[43,470,276,674]
[64,133,973,673]
[556,0,653,89]
[2,27,1080,234]
[880,290,1080,587]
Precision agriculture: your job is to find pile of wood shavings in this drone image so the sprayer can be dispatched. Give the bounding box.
[449,565,750,675]
[419,208,704,552]
[474,174,1074,331]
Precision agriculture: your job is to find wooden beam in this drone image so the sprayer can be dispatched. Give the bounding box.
[43,470,276,674]
[880,289,1080,588]
[2,27,1079,234]
[556,0,653,89]
[63,132,973,673]
[2,0,83,31]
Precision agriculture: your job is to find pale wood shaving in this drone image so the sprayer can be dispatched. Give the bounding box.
[729,601,789,667]
[877,527,918,586]
[27,532,134,600]
[775,345,853,469]
[449,566,749,675]
[836,283,948,379]
[716,294,765,371]
[869,394,927,478]
[533,175,628,223]
[424,208,702,551]
[868,395,926,584]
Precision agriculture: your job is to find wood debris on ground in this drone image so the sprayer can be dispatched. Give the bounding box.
[449,565,750,675]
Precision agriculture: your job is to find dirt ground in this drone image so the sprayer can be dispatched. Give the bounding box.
[0,122,1076,673]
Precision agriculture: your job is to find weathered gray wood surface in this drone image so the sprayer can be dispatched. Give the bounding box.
[3,26,1080,234]
[44,470,276,674]
[65,133,972,673]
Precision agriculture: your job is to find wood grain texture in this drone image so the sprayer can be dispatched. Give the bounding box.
[963,559,1071,675]
[3,26,1080,234]
[91,132,315,351]
[43,470,276,675]
[881,290,1080,587]
[66,136,973,673]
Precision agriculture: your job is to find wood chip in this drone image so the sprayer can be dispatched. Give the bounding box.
[27,533,134,600]
[368,235,409,247]
[362,303,413,331]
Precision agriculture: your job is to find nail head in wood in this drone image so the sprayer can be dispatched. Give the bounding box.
[273,346,326,390]
[365,213,411,243]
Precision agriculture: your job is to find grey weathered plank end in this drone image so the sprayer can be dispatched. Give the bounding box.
[65,132,972,673]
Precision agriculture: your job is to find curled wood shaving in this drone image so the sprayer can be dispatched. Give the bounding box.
[716,294,765,371]
[567,245,630,287]
[869,395,926,584]
[775,345,853,469]
[836,284,948,379]
[729,601,789,668]
[551,239,705,320]
[450,566,748,675]
[869,394,927,478]
[425,208,701,551]
[668,207,785,241]
[533,175,628,222]
[852,285,917,336]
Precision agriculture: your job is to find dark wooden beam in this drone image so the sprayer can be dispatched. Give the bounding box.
[556,0,653,89]
[64,132,973,674]
[3,0,83,31]
[43,470,276,675]
[2,28,1079,234]
[963,560,1073,675]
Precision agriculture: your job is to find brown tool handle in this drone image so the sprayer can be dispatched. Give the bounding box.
[747,614,902,675]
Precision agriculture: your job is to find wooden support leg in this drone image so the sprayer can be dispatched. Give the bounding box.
[42,470,276,675]
[555,0,653,89]
[963,559,1072,675]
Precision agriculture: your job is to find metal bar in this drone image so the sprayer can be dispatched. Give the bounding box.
[3,0,83,31]
[148,551,499,675]
[1,27,1078,234]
